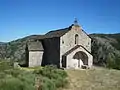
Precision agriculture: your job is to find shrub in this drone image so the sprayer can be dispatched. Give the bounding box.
[0,61,36,90]
[0,76,35,90]
[0,77,24,90]
[0,62,68,90]
[106,53,120,70]
[113,55,120,70]
[0,61,13,71]
[40,76,56,90]
[34,65,67,79]
[34,65,68,89]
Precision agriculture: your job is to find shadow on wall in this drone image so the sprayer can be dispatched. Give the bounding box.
[41,38,60,68]
[19,44,29,67]
[62,55,67,68]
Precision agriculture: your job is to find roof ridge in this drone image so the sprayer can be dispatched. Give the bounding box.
[44,25,73,38]
[46,24,73,34]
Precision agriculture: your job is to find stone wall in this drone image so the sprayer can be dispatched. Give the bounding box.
[42,37,60,67]
[60,25,92,67]
[29,51,43,67]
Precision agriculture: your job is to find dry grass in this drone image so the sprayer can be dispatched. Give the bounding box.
[20,66,43,71]
[62,67,120,90]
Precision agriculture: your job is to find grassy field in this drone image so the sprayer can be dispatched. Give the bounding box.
[63,67,120,90]
[0,61,68,90]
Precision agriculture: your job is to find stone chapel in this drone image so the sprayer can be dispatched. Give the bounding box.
[26,20,93,69]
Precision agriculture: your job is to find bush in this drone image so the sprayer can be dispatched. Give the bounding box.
[0,76,35,90]
[0,61,13,71]
[106,53,120,70]
[113,55,120,70]
[40,76,56,90]
[0,62,68,90]
[0,77,24,90]
[34,65,68,89]
[0,61,36,90]
[34,65,67,79]
[106,53,115,69]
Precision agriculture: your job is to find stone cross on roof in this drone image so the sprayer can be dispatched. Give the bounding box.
[74,18,78,26]
[73,18,82,29]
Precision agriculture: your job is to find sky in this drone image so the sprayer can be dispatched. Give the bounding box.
[0,0,120,42]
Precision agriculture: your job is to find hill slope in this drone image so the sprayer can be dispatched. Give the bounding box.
[0,35,42,63]
[90,33,120,68]
[0,33,120,68]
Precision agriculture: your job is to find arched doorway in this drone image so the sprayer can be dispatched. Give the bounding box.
[73,51,88,68]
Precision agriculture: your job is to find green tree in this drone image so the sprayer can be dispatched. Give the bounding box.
[106,53,115,69]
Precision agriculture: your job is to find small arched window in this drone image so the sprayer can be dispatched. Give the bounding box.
[75,34,79,44]
[62,40,64,44]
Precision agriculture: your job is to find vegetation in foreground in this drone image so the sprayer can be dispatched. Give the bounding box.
[63,67,120,90]
[0,61,68,90]
[1,60,120,90]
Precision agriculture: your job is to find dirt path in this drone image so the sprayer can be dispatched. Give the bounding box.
[62,69,120,90]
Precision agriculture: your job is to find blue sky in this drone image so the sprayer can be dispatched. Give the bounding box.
[0,0,120,42]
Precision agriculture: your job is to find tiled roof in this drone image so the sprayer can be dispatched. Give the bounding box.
[45,24,73,38]
[27,24,91,51]
[28,41,44,51]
